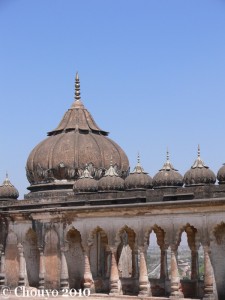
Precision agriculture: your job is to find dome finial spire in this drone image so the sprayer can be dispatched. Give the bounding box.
[131,152,146,174]
[4,171,10,184]
[198,144,200,158]
[74,72,81,101]
[166,147,169,162]
[137,152,140,165]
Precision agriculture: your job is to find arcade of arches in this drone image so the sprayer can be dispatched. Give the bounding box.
[1,201,225,300]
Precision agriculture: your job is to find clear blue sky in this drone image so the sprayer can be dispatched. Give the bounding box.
[0,0,225,199]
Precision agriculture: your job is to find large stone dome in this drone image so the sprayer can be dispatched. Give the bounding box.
[26,74,129,191]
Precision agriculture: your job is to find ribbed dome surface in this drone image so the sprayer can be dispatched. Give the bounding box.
[217,164,225,184]
[26,74,129,188]
[184,146,216,186]
[98,163,124,191]
[153,151,183,188]
[74,167,98,192]
[0,174,19,200]
[125,155,152,189]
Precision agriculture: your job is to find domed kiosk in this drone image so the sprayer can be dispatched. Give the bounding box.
[73,166,98,193]
[0,173,19,200]
[184,145,216,186]
[26,74,129,193]
[125,154,153,190]
[217,164,225,184]
[153,150,183,188]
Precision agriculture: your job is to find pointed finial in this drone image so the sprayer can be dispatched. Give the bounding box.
[198,144,200,158]
[3,172,12,186]
[160,148,177,171]
[191,144,208,168]
[74,72,81,101]
[131,152,146,174]
[137,152,140,165]
[166,147,169,162]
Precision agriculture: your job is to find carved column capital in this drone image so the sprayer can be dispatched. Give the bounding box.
[170,243,178,253]
[17,243,24,255]
[108,245,117,252]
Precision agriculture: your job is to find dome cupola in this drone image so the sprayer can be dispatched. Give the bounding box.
[0,173,19,200]
[125,154,152,189]
[184,145,216,186]
[26,73,129,191]
[217,164,225,184]
[153,150,183,188]
[98,159,124,191]
[73,166,98,193]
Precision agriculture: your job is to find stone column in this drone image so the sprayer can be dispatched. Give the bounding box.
[0,244,5,287]
[160,247,167,279]
[105,247,111,278]
[133,247,139,278]
[109,246,122,296]
[138,246,151,297]
[83,247,95,293]
[18,243,27,287]
[170,245,183,299]
[191,249,198,280]
[38,247,45,289]
[203,246,215,300]
[60,247,69,290]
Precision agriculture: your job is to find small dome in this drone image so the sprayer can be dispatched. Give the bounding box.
[98,161,124,191]
[217,164,225,184]
[184,146,216,186]
[153,150,183,188]
[0,173,19,200]
[73,167,98,192]
[125,154,152,189]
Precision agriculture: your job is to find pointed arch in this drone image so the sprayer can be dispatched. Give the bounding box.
[213,222,225,245]
[65,227,84,289]
[23,228,39,287]
[44,228,61,289]
[174,223,199,250]
[5,230,19,287]
[144,225,166,286]
[174,223,199,297]
[115,225,136,279]
[144,224,166,249]
[88,226,108,284]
